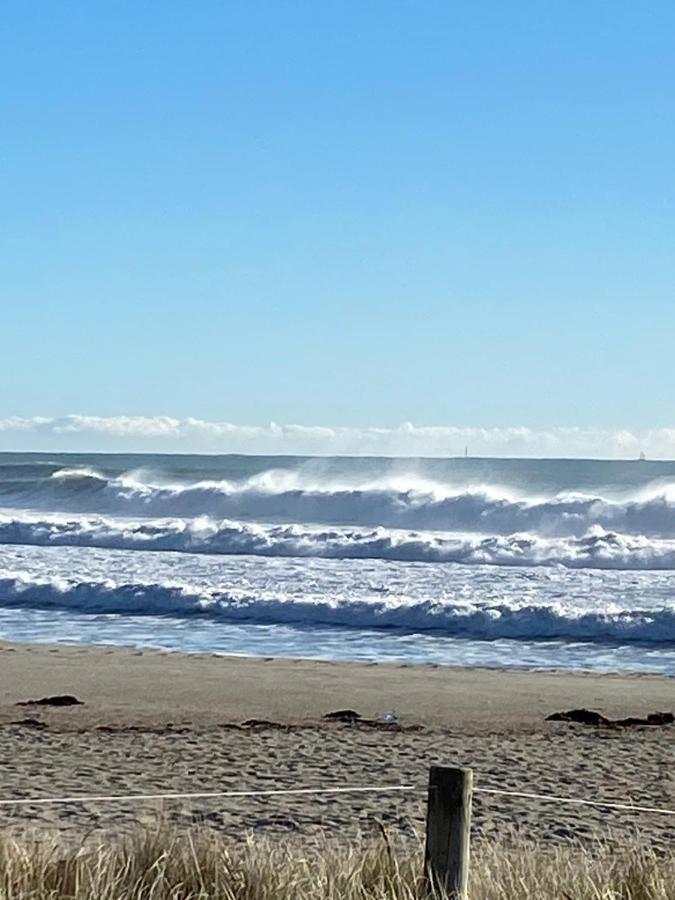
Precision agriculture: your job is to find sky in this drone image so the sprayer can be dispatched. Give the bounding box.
[2,2,674,456]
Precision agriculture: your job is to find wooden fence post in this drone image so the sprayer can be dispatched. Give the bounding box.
[424,766,473,898]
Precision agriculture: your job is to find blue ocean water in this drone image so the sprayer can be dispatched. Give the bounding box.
[1,452,674,672]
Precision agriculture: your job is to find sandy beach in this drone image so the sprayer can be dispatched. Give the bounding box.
[0,641,673,848]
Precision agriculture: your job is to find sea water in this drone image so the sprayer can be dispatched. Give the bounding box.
[0,452,674,672]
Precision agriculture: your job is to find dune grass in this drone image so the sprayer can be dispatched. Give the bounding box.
[0,828,672,899]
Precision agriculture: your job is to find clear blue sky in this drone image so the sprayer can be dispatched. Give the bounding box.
[2,1,674,432]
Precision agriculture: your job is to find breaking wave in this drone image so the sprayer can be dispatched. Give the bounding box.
[3,511,675,570]
[0,570,673,644]
[3,465,675,539]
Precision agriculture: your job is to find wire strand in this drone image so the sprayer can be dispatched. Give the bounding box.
[0,782,673,819]
[0,784,417,807]
[474,787,675,818]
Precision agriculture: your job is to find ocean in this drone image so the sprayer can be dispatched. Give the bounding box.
[0,451,674,673]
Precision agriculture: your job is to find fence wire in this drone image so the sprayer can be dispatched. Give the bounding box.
[0,782,674,818]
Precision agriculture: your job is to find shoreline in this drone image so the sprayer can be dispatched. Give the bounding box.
[1,639,672,731]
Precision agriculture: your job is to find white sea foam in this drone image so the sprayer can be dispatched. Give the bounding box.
[2,511,675,570]
[1,562,674,644]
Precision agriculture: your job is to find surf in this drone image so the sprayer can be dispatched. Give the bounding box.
[3,463,675,539]
[3,510,675,570]
[1,565,673,645]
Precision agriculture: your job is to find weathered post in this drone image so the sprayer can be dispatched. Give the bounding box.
[424,766,473,898]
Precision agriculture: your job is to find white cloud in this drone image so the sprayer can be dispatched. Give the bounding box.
[0,415,673,458]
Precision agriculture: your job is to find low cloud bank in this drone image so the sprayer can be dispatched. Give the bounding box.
[0,415,672,458]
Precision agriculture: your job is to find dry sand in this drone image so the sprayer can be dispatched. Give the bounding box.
[0,641,673,847]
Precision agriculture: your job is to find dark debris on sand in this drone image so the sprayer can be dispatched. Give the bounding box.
[16,695,84,707]
[547,708,674,728]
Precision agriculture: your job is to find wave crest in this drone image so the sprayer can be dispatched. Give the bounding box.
[1,570,673,644]
[3,464,675,539]
[2,512,675,569]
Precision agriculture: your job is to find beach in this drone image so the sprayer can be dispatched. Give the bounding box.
[0,641,673,848]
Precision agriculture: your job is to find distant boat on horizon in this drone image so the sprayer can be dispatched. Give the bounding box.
[639,451,646,461]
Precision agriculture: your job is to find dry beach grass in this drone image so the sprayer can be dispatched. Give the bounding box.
[0,828,673,899]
